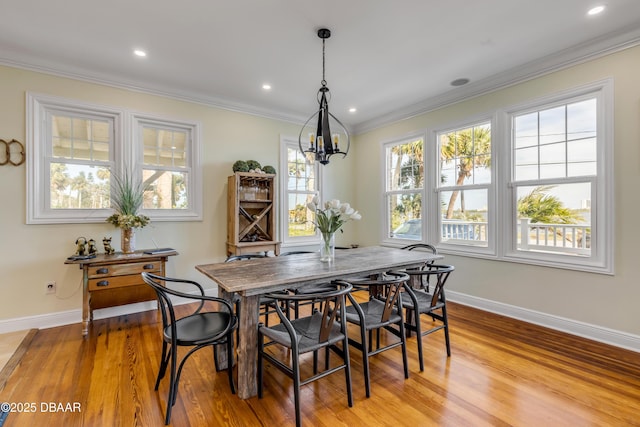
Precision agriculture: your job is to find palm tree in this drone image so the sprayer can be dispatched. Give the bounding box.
[50,163,70,208]
[517,186,584,224]
[390,140,423,227]
[440,125,491,218]
[70,172,89,208]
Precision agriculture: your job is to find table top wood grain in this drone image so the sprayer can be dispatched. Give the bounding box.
[196,246,441,296]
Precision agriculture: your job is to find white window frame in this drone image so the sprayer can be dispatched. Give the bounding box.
[27,92,202,224]
[501,79,613,274]
[380,79,613,274]
[380,133,427,246]
[279,135,322,245]
[27,93,123,224]
[430,116,496,257]
[132,113,202,221]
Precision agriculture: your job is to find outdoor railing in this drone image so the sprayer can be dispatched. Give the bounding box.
[439,218,591,255]
[518,218,590,255]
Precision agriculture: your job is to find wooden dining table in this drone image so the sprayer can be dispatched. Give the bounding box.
[195,245,441,399]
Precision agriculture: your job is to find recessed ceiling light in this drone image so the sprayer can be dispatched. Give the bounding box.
[587,5,606,15]
[450,78,470,87]
[133,49,147,57]
[262,84,272,90]
[349,107,357,113]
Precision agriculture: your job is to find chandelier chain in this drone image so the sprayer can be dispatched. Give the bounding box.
[322,38,326,86]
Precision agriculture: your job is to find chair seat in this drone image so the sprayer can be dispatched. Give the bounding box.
[164,312,233,345]
[344,299,402,329]
[401,289,445,313]
[260,311,345,353]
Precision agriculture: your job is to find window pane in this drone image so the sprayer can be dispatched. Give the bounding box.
[513,97,596,181]
[387,139,423,191]
[539,106,566,145]
[387,193,422,239]
[514,113,538,148]
[143,170,188,209]
[439,189,488,245]
[516,183,591,256]
[567,99,597,141]
[439,123,491,187]
[287,147,315,191]
[52,114,111,161]
[50,163,110,209]
[288,193,316,237]
[142,127,188,168]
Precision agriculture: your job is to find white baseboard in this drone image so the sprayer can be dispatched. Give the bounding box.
[2,291,638,354]
[448,290,640,353]
[0,290,216,334]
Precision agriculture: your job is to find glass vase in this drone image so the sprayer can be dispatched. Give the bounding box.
[121,228,136,254]
[320,232,335,262]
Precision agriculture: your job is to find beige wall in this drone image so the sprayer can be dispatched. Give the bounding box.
[1,45,639,342]
[352,45,640,337]
[0,64,356,322]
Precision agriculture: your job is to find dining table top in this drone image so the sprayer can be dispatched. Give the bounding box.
[195,245,442,296]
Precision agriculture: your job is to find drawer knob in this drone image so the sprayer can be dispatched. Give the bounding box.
[97,280,109,287]
[143,264,155,270]
[96,268,109,274]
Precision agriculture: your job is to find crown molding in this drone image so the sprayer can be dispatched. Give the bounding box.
[0,57,309,127]
[2,22,639,136]
[352,23,640,135]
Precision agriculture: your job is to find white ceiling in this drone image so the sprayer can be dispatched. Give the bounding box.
[1,0,639,133]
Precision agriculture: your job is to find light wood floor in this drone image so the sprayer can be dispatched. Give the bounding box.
[1,302,639,426]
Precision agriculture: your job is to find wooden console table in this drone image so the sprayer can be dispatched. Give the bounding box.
[65,250,178,336]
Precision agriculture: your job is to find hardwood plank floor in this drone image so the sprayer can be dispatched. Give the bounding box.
[1,302,639,426]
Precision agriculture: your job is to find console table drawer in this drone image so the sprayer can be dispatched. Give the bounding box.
[87,261,162,278]
[88,274,147,291]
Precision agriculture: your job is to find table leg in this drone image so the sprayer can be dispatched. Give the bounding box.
[82,271,89,336]
[236,294,259,399]
[215,287,234,370]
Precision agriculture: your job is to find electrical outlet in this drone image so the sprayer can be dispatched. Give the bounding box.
[46,281,56,295]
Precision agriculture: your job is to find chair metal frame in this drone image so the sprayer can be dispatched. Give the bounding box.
[141,272,237,425]
[344,271,410,398]
[258,280,354,427]
[402,264,454,371]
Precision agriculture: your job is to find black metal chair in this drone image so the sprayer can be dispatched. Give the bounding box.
[401,243,438,291]
[343,271,410,398]
[402,264,455,371]
[258,280,353,427]
[141,272,237,425]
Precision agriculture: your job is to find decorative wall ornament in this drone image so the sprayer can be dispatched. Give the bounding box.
[0,139,25,166]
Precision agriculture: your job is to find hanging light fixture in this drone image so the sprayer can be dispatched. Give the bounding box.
[298,28,350,165]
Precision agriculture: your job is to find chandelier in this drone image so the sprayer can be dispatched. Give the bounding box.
[298,28,350,165]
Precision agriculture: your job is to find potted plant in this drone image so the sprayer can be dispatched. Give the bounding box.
[105,170,150,253]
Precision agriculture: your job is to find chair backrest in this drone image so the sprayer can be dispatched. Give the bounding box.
[264,281,352,344]
[225,254,268,262]
[347,271,409,322]
[405,264,454,306]
[141,272,234,337]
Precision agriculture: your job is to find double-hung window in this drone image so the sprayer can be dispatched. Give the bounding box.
[381,80,612,273]
[134,115,201,221]
[280,136,321,244]
[27,93,202,224]
[505,81,612,272]
[383,136,424,242]
[436,121,492,249]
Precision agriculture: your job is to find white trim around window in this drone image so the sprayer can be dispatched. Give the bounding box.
[500,79,614,274]
[279,135,322,246]
[380,79,613,274]
[26,92,202,224]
